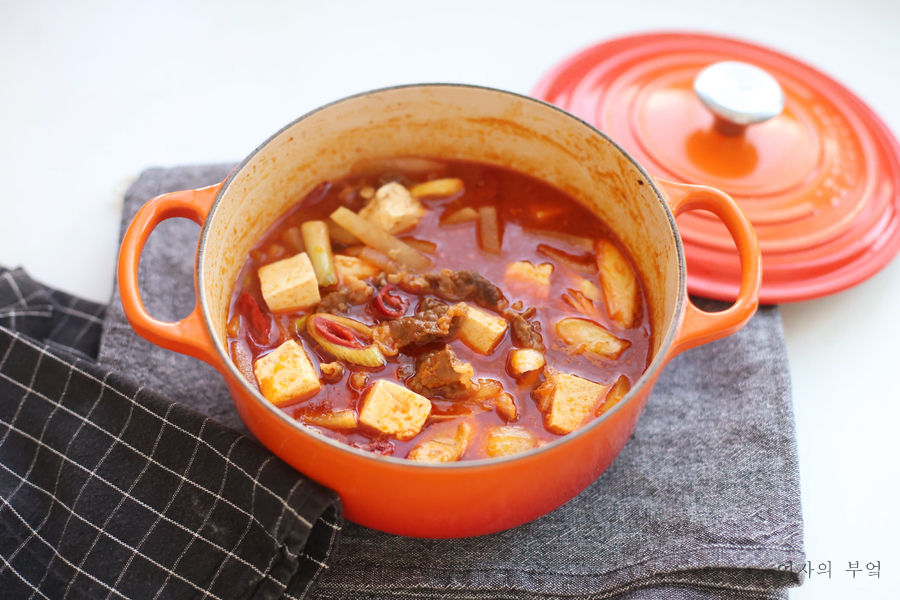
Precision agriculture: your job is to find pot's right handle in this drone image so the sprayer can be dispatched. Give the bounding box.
[656,179,762,359]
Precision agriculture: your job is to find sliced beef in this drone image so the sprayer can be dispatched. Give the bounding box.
[407,345,475,399]
[396,269,508,311]
[381,268,544,351]
[505,311,545,352]
[374,299,468,353]
[317,275,374,314]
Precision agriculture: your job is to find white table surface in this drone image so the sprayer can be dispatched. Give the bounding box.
[2,1,898,597]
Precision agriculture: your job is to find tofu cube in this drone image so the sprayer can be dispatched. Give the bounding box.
[407,422,472,462]
[504,261,553,300]
[358,182,425,234]
[334,254,380,281]
[458,304,508,355]
[485,426,537,458]
[358,380,431,441]
[258,252,321,313]
[508,348,546,376]
[533,373,609,435]
[253,340,321,407]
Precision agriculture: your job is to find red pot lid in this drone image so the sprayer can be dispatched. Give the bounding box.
[533,32,900,303]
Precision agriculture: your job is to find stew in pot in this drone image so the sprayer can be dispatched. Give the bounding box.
[226,157,651,462]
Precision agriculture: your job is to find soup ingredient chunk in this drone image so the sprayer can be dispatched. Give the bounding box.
[597,375,631,416]
[458,304,509,355]
[441,206,479,226]
[494,391,518,422]
[504,261,554,301]
[352,155,446,176]
[485,426,538,458]
[374,298,468,353]
[578,279,602,302]
[400,269,507,310]
[327,220,360,245]
[407,345,475,399]
[349,371,369,391]
[508,311,545,352]
[253,340,321,406]
[300,221,337,286]
[536,244,597,275]
[302,409,358,430]
[358,182,426,234]
[358,247,399,273]
[533,373,609,434]
[282,226,305,253]
[358,380,432,441]
[561,289,601,320]
[508,348,545,376]
[317,275,375,315]
[400,238,438,254]
[373,284,409,318]
[334,254,380,281]
[330,207,431,271]
[556,317,631,360]
[258,252,321,312]
[525,229,594,251]
[408,422,473,462]
[560,275,604,319]
[230,341,258,390]
[478,206,502,253]
[319,361,344,384]
[307,314,385,367]
[596,238,640,329]
[237,292,271,343]
[410,178,465,199]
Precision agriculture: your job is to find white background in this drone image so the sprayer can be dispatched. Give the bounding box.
[1,1,898,598]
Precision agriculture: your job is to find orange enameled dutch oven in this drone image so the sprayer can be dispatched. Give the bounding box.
[118,85,761,538]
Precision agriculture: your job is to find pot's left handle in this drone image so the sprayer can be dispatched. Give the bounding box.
[118,183,223,367]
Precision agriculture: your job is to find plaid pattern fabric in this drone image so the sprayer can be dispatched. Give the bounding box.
[0,267,342,599]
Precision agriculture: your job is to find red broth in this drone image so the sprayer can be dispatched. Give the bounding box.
[226,158,651,461]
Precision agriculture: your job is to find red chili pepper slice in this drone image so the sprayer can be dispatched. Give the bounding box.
[238,292,270,342]
[311,316,367,349]
[374,284,409,318]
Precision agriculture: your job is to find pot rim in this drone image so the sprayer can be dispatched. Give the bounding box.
[196,83,687,469]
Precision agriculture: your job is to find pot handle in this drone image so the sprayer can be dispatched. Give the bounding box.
[656,179,762,358]
[117,183,223,367]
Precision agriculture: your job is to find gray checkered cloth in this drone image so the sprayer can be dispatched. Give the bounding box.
[0,266,342,599]
[99,165,806,600]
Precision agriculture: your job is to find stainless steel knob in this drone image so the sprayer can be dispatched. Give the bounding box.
[694,61,785,136]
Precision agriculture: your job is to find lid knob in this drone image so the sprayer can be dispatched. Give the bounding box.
[694,61,785,136]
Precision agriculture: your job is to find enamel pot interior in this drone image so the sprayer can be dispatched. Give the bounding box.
[197,84,685,537]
